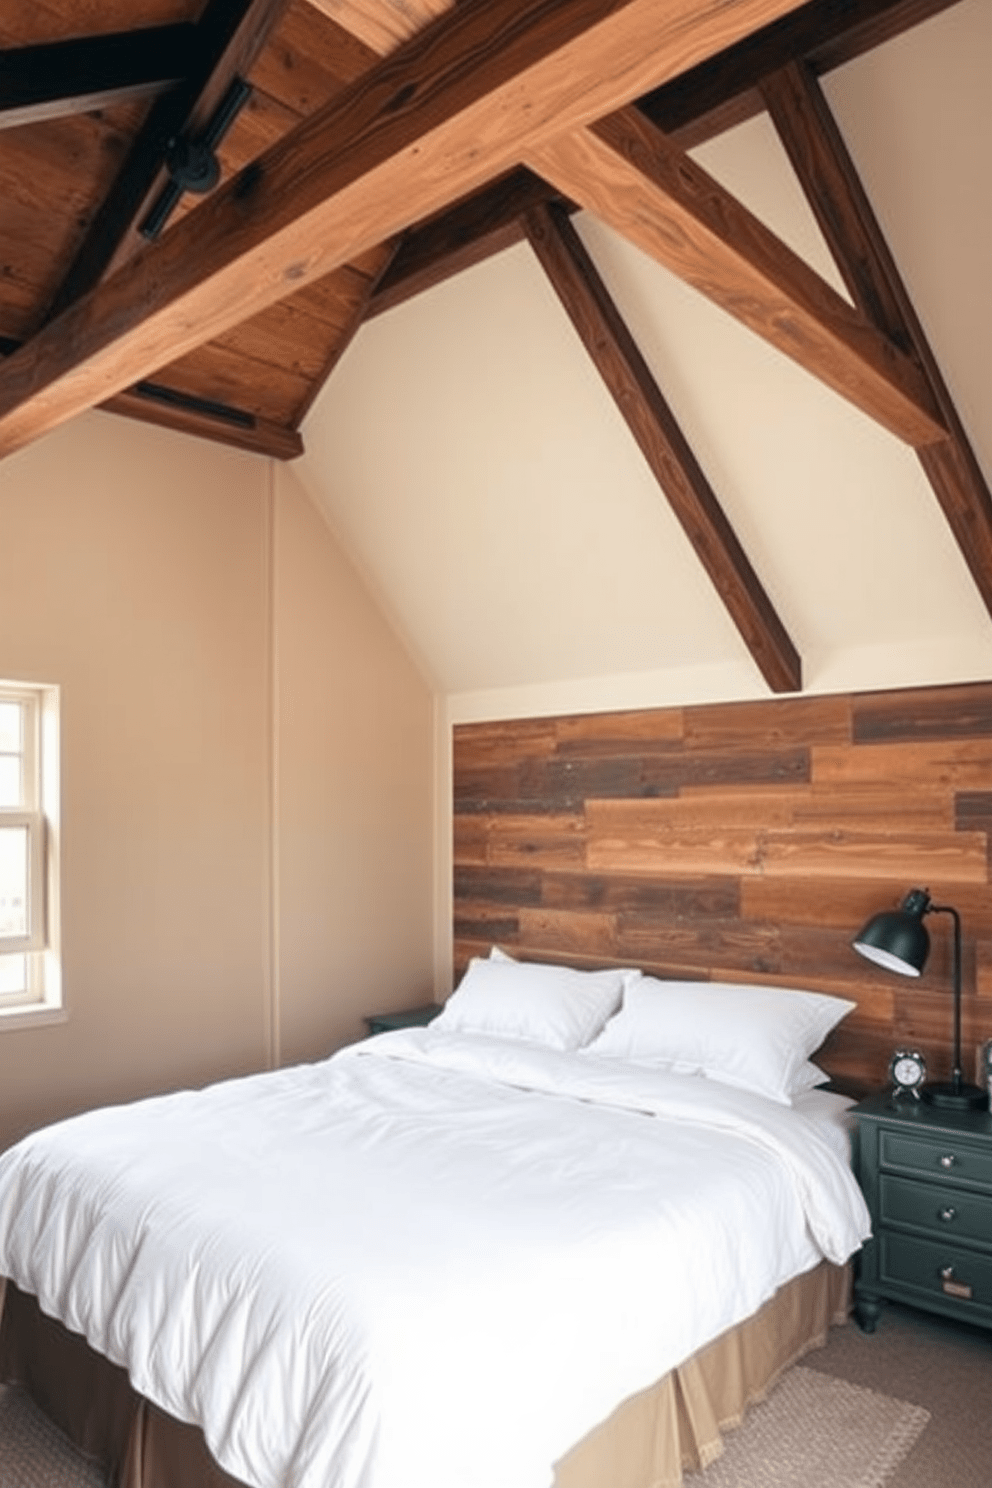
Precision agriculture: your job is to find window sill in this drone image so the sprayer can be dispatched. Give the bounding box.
[0,1004,68,1032]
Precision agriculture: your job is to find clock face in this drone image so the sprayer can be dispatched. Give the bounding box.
[890,1050,926,1091]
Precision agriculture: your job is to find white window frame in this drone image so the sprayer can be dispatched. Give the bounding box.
[0,680,62,1026]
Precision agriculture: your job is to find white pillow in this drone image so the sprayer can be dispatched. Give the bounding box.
[434,956,631,1051]
[582,979,854,1104]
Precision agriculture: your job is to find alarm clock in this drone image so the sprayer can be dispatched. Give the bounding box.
[889,1049,927,1099]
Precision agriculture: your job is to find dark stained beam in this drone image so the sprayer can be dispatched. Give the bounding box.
[369,169,568,320]
[0,27,193,131]
[524,202,802,693]
[0,336,301,458]
[44,0,292,323]
[0,0,820,460]
[104,384,303,459]
[761,59,992,618]
[527,108,945,448]
[367,0,960,318]
[640,0,964,148]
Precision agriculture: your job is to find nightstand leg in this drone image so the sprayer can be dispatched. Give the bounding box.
[854,1291,882,1333]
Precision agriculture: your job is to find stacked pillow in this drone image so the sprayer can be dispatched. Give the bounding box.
[435,947,854,1105]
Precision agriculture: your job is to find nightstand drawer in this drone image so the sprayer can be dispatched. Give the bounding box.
[880,1130,992,1190]
[880,1173,992,1246]
[880,1232,992,1312]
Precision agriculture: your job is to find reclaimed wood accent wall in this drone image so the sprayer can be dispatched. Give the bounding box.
[453,682,992,1095]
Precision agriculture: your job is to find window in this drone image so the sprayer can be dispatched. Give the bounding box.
[0,681,61,1024]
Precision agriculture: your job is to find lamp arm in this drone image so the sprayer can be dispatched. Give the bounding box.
[929,903,963,1089]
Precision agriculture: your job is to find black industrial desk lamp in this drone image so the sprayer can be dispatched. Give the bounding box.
[853,887,987,1111]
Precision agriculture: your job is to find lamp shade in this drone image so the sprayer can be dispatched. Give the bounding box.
[852,889,931,977]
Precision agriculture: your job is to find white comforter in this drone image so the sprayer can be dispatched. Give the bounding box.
[0,1030,870,1488]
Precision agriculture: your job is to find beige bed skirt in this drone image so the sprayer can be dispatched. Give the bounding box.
[0,1261,850,1488]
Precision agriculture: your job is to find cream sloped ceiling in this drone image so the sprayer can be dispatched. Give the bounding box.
[297,0,992,721]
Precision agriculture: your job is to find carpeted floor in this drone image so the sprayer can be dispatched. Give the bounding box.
[0,1300,987,1487]
[801,1300,990,1488]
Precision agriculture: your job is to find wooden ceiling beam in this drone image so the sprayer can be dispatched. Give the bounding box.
[44,0,292,324]
[524,202,802,693]
[640,0,964,148]
[0,26,193,132]
[369,169,569,320]
[366,0,959,319]
[760,59,992,617]
[0,337,301,459]
[526,108,945,448]
[0,0,819,460]
[104,384,304,459]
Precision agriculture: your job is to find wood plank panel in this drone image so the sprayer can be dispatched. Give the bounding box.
[852,682,992,744]
[683,693,849,749]
[813,738,992,791]
[452,681,992,1093]
[759,829,988,884]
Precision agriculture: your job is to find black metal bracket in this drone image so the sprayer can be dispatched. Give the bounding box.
[139,75,252,240]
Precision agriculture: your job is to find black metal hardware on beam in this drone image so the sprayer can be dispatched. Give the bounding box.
[139,76,253,240]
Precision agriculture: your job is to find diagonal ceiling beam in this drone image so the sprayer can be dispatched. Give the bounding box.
[639,0,963,147]
[0,26,193,131]
[44,0,292,325]
[526,107,945,448]
[760,59,992,619]
[366,0,962,319]
[524,202,802,693]
[0,0,820,461]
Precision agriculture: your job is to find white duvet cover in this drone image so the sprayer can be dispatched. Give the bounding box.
[0,1030,870,1488]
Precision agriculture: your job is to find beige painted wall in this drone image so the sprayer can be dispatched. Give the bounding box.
[273,463,436,1063]
[0,414,435,1149]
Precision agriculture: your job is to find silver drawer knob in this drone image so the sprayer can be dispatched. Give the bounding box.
[939,1154,956,1168]
[941,1265,955,1279]
[939,1206,957,1222]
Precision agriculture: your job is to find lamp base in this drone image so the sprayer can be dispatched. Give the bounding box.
[921,1081,988,1112]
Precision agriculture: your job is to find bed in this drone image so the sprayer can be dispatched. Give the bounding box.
[0,959,871,1488]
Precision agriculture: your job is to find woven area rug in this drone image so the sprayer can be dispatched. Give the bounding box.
[0,1384,107,1488]
[684,1365,930,1488]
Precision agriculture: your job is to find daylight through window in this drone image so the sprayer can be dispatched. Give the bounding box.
[0,681,60,1022]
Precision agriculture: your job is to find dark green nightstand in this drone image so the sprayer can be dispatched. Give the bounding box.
[364,1004,439,1037]
[850,1092,992,1334]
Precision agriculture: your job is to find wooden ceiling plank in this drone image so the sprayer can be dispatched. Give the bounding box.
[44,0,293,324]
[0,25,194,131]
[365,0,960,319]
[526,108,945,448]
[0,0,822,459]
[103,385,303,459]
[524,201,802,693]
[291,238,399,424]
[301,0,453,56]
[760,60,992,618]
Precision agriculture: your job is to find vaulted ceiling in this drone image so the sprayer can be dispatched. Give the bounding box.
[1,0,990,700]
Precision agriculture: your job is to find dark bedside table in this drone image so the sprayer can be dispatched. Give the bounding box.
[850,1092,992,1334]
[365,1004,439,1037]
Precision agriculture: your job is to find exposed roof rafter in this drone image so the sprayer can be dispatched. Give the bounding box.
[0,0,819,459]
[760,58,992,618]
[524,201,802,693]
[0,25,193,131]
[43,0,292,325]
[526,108,945,447]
